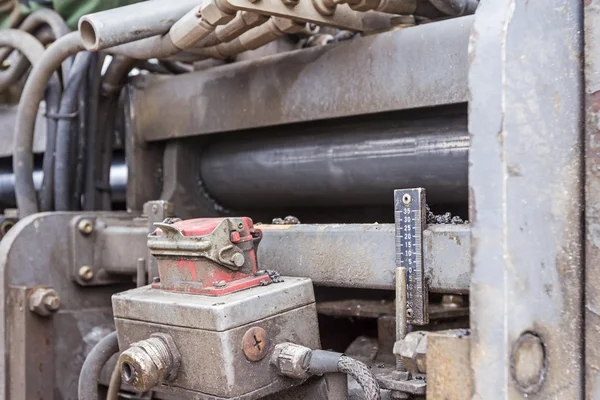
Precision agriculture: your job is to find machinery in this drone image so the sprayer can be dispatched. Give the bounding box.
[0,0,593,398]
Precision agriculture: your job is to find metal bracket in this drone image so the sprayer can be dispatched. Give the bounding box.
[394,188,428,325]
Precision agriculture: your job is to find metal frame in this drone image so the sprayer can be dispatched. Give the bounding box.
[469,0,584,397]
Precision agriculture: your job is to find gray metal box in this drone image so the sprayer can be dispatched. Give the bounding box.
[112,277,320,399]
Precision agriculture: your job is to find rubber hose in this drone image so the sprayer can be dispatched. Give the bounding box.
[14,31,83,217]
[78,331,119,400]
[428,0,478,15]
[338,355,381,400]
[54,51,93,211]
[107,358,122,400]
[0,9,72,92]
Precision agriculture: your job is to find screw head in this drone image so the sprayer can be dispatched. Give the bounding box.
[77,219,94,235]
[214,280,227,288]
[402,193,411,205]
[242,327,270,361]
[231,253,245,267]
[79,266,94,281]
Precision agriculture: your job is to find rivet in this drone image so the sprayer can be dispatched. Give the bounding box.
[511,332,546,394]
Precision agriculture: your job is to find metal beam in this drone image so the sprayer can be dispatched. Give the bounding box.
[469,0,583,397]
[129,16,472,142]
[257,223,470,293]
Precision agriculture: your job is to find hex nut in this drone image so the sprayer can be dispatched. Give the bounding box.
[28,287,60,317]
[273,17,304,33]
[201,2,235,26]
[393,331,427,374]
[271,342,312,379]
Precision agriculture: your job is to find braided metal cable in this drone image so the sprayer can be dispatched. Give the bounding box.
[337,355,381,400]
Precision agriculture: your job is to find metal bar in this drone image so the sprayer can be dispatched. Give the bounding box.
[129,16,472,142]
[7,286,54,400]
[469,0,583,397]
[258,223,470,293]
[585,0,600,397]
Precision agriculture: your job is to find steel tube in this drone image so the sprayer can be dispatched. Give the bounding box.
[0,156,127,208]
[199,113,469,207]
[79,0,201,51]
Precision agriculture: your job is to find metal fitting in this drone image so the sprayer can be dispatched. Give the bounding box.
[119,333,181,392]
[77,219,94,235]
[271,342,312,379]
[28,287,60,317]
[79,266,94,281]
[393,331,427,374]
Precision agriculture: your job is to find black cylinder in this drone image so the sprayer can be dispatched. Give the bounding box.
[199,112,469,209]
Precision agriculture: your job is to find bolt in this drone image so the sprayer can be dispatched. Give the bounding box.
[231,253,245,267]
[511,332,546,394]
[242,327,270,361]
[441,294,464,308]
[28,287,60,317]
[77,219,94,235]
[79,266,94,281]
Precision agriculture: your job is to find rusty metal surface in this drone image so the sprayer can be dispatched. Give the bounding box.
[469,0,583,398]
[0,212,133,399]
[585,0,600,397]
[129,16,471,142]
[112,277,315,331]
[258,223,470,293]
[426,329,471,399]
[316,299,468,319]
[7,286,55,400]
[115,303,320,398]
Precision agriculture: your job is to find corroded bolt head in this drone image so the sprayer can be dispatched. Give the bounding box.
[77,219,94,235]
[231,253,245,267]
[79,266,94,281]
[28,287,60,317]
[242,327,270,361]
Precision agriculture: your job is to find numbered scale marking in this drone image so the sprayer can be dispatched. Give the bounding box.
[394,188,428,325]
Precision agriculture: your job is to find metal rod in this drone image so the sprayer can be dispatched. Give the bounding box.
[79,0,202,51]
[395,266,407,371]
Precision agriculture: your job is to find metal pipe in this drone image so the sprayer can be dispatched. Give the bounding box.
[78,0,202,51]
[199,114,469,208]
[13,31,83,216]
[0,156,127,208]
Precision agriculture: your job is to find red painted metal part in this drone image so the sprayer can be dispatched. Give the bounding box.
[152,217,271,296]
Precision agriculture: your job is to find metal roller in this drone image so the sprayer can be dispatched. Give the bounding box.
[199,113,468,208]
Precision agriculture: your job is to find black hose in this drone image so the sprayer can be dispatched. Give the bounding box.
[54,51,93,211]
[338,355,381,400]
[78,331,119,400]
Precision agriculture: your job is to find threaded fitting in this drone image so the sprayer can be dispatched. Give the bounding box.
[118,333,181,392]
